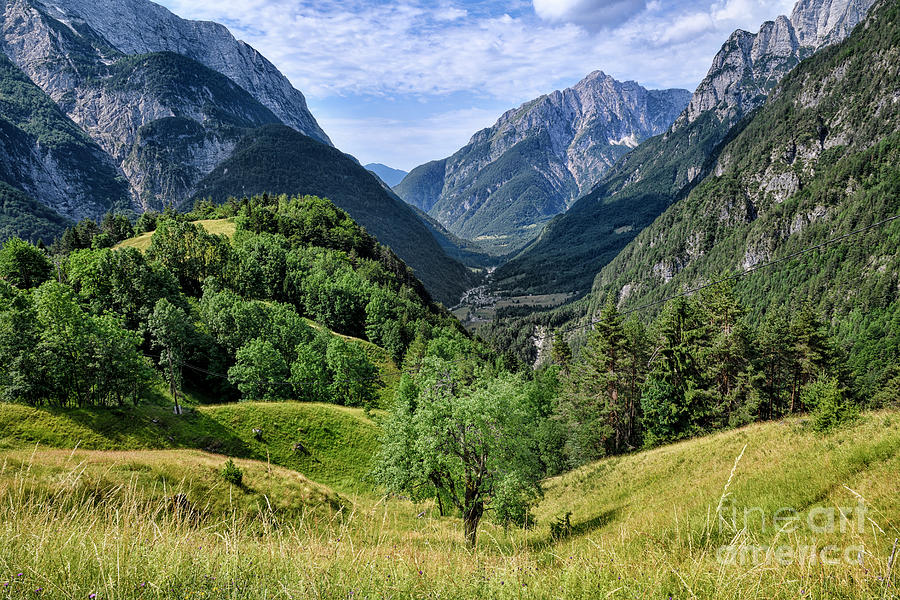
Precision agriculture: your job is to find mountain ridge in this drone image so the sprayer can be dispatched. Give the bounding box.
[492,0,877,296]
[395,71,690,254]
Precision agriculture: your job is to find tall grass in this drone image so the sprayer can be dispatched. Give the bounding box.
[1,412,899,598]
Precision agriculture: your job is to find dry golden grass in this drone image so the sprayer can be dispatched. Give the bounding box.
[1,410,898,598]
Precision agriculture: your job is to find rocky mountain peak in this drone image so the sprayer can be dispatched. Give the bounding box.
[32,0,330,145]
[675,0,875,130]
[396,72,689,254]
[790,0,876,48]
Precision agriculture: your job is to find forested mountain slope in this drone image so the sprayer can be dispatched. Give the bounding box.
[190,126,477,306]
[395,72,689,254]
[588,0,899,316]
[493,0,877,295]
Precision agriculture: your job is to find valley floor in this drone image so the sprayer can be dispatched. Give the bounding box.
[1,403,898,598]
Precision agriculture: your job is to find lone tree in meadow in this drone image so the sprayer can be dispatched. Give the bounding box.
[373,362,542,547]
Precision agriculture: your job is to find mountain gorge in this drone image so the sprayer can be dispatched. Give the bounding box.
[493,0,877,295]
[395,72,690,254]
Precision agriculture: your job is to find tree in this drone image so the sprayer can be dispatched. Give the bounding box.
[0,237,52,289]
[100,213,135,243]
[557,299,629,464]
[551,332,572,372]
[146,219,230,296]
[149,298,193,414]
[373,367,542,547]
[228,338,291,401]
[290,337,331,402]
[325,337,379,407]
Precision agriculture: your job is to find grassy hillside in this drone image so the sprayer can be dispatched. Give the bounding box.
[0,401,379,495]
[0,447,344,518]
[114,218,236,252]
[1,409,897,598]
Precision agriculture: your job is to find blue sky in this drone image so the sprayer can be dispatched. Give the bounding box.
[157,0,795,171]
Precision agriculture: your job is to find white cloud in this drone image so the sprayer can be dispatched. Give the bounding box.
[156,0,802,167]
[533,0,648,30]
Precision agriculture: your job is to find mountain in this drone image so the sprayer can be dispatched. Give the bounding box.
[365,163,407,187]
[189,125,477,306]
[395,72,690,254]
[29,0,331,144]
[583,0,898,327]
[0,52,129,240]
[0,0,329,214]
[493,0,877,296]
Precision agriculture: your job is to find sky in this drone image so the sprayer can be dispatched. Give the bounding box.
[156,0,796,171]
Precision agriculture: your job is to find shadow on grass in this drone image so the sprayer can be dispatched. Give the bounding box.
[38,396,253,461]
[530,506,621,550]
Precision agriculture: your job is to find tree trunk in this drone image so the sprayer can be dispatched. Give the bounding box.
[463,501,483,548]
[168,348,182,415]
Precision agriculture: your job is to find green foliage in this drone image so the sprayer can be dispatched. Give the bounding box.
[0,182,71,244]
[146,219,231,296]
[221,458,244,486]
[802,376,856,433]
[188,125,475,306]
[325,337,379,408]
[0,236,51,289]
[373,335,543,546]
[0,281,153,406]
[228,339,291,402]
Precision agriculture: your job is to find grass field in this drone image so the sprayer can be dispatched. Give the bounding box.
[0,401,379,495]
[115,219,237,252]
[1,403,898,598]
[453,292,575,328]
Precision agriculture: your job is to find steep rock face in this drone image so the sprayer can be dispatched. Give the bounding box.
[396,71,689,254]
[585,0,899,324]
[0,0,291,210]
[679,0,876,130]
[0,52,127,224]
[791,0,877,46]
[494,0,876,296]
[34,0,330,144]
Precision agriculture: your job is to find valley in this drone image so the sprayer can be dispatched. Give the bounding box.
[0,0,898,597]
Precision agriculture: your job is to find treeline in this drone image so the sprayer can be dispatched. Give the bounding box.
[0,195,462,408]
[540,284,899,471]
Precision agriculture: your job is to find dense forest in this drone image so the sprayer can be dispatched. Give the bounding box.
[0,195,466,410]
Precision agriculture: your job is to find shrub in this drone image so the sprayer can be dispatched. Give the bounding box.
[221,459,243,486]
[801,376,856,433]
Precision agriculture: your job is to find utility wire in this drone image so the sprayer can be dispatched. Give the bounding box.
[168,213,900,387]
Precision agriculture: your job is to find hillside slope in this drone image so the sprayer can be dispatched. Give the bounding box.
[189,126,477,305]
[584,0,899,336]
[396,72,689,254]
[0,401,379,494]
[1,405,898,598]
[494,0,877,295]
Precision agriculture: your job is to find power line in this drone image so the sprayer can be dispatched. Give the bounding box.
[168,213,900,388]
[543,213,900,338]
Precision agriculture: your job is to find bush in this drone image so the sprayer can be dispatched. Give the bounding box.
[221,459,243,486]
[802,376,856,433]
